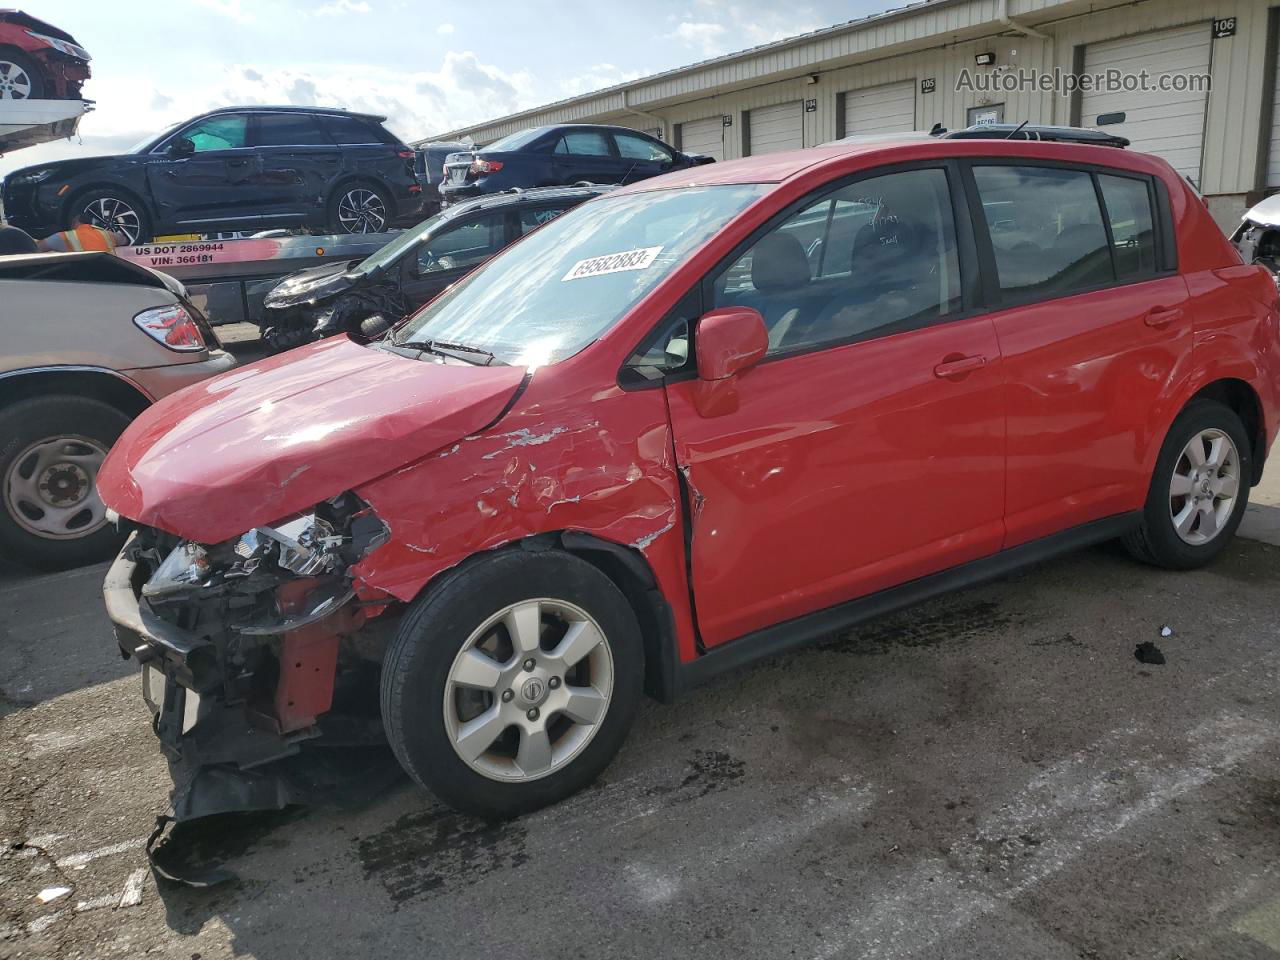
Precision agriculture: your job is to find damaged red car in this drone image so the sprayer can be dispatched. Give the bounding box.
[99,129,1280,821]
[0,11,91,101]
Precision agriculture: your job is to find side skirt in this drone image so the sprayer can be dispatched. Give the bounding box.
[673,512,1142,694]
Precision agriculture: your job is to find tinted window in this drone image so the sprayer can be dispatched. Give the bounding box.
[712,168,961,355]
[615,133,671,163]
[974,165,1113,298]
[519,205,572,234]
[418,213,507,274]
[554,131,612,157]
[320,114,381,144]
[253,114,328,147]
[181,114,248,152]
[1098,174,1157,280]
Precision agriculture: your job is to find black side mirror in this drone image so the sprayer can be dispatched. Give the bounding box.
[168,137,195,158]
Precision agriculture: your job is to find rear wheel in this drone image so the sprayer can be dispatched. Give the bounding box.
[1122,400,1252,570]
[381,550,644,819]
[0,396,131,571]
[0,49,43,100]
[327,183,391,235]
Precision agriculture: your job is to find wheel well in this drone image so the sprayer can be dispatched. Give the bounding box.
[1190,378,1267,484]
[62,184,152,230]
[0,370,150,420]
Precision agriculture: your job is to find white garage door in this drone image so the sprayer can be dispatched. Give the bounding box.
[842,80,916,137]
[1080,23,1212,184]
[679,116,724,161]
[749,101,803,155]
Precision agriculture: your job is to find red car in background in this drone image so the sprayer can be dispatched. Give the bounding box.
[0,10,91,100]
[98,129,1280,824]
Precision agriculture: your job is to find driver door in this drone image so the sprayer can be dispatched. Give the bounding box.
[146,113,262,231]
[662,165,1007,647]
[400,210,513,308]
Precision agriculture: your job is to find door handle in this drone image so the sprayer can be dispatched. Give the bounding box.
[934,355,987,380]
[226,158,251,168]
[1144,305,1184,328]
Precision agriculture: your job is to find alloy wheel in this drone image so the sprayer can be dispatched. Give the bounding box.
[443,598,614,782]
[81,197,143,245]
[336,188,387,234]
[1169,428,1240,546]
[0,60,33,100]
[3,436,110,540]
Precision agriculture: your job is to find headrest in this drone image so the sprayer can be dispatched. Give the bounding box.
[751,232,810,293]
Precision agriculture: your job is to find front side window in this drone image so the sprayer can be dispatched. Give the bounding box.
[554,131,612,157]
[615,134,672,163]
[1098,174,1157,280]
[181,114,249,152]
[711,168,961,355]
[418,213,507,274]
[518,205,572,234]
[973,165,1113,298]
[394,184,767,365]
[252,114,328,147]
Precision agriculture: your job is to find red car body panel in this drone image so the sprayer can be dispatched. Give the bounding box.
[0,11,91,99]
[99,136,1280,675]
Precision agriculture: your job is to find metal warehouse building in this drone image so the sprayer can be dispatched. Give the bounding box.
[426,0,1280,232]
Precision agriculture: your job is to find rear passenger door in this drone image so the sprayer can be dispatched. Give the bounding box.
[251,113,343,227]
[663,165,1006,647]
[550,131,627,184]
[964,161,1191,546]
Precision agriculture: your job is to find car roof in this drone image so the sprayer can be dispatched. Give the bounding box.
[440,185,614,220]
[193,105,389,123]
[612,135,1168,194]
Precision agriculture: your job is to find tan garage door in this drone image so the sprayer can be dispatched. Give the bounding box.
[1080,23,1212,185]
[748,101,803,155]
[842,80,916,137]
[679,116,724,161]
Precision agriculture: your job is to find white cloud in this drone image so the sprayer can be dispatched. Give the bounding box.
[560,63,646,97]
[671,21,727,56]
[315,0,372,14]
[437,23,455,35]
[194,0,253,23]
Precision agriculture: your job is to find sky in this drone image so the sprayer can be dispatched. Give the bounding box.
[0,0,895,177]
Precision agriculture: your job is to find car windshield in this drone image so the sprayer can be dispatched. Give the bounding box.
[393,184,767,366]
[350,212,446,276]
[483,128,547,152]
[128,121,183,154]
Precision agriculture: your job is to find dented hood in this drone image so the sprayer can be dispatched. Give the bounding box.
[98,336,526,544]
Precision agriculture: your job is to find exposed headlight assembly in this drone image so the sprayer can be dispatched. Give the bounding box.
[235,514,343,577]
[142,542,212,599]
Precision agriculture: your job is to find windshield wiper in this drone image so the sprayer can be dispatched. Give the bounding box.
[394,339,505,365]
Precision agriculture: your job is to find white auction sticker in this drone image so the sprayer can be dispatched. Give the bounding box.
[562,245,663,281]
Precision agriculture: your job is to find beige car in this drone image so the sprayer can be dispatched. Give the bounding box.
[0,252,235,570]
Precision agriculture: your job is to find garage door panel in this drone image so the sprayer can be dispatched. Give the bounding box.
[842,79,916,138]
[1081,23,1210,183]
[749,101,803,155]
[680,117,724,161]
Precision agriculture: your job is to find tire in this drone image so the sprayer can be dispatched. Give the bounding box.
[1122,399,1252,570]
[327,182,392,235]
[381,549,644,819]
[67,188,152,245]
[0,48,44,100]
[0,396,131,571]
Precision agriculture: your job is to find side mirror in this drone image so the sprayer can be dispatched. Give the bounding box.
[695,307,767,381]
[168,137,195,158]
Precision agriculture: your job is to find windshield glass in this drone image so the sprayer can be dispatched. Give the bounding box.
[483,128,547,152]
[350,212,446,275]
[394,184,767,366]
[128,121,183,154]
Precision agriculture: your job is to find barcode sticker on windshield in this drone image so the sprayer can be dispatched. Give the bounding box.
[562,246,663,281]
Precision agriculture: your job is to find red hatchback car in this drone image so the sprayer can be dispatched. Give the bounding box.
[99,131,1280,821]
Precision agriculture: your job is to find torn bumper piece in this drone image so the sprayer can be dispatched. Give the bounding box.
[104,521,397,825]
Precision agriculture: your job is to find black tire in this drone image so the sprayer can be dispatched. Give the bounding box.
[0,48,45,100]
[327,181,392,235]
[1122,399,1252,570]
[66,188,152,245]
[0,396,131,571]
[381,549,644,819]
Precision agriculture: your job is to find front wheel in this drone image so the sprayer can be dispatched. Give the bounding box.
[381,550,644,819]
[327,183,391,235]
[1122,399,1252,570]
[69,189,151,245]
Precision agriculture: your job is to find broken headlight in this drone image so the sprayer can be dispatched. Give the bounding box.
[142,542,212,599]
[234,513,343,577]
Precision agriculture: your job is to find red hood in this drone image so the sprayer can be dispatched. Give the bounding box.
[98,337,526,544]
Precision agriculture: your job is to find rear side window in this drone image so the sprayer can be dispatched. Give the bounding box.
[973,166,1113,298]
[252,114,329,147]
[1098,174,1158,280]
[711,167,962,355]
[554,132,612,157]
[319,114,394,144]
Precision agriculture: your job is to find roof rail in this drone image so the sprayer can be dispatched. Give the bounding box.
[944,123,1130,148]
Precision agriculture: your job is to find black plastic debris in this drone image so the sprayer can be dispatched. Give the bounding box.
[1134,641,1166,665]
